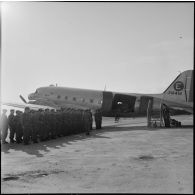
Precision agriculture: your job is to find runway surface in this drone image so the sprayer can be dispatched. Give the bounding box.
[1,115,193,193]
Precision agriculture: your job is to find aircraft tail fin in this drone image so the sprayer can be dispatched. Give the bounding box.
[163,70,193,103]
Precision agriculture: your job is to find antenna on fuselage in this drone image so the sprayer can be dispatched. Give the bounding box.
[104,84,107,91]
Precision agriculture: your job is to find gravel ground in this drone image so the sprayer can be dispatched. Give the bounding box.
[1,115,193,193]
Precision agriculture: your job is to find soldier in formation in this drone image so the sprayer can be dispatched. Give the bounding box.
[15,110,23,143]
[1,106,94,145]
[22,107,31,145]
[8,109,16,143]
[0,109,9,144]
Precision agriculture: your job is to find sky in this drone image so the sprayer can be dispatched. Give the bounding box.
[1,2,194,104]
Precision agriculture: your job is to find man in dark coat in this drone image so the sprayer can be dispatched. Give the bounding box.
[0,109,9,144]
[94,109,102,129]
[8,109,16,143]
[14,110,23,144]
[21,107,31,145]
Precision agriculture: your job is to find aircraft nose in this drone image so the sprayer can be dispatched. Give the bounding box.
[28,93,35,100]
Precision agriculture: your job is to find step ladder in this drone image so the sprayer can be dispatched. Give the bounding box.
[147,100,164,128]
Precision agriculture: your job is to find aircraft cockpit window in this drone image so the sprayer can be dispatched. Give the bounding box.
[98,100,102,104]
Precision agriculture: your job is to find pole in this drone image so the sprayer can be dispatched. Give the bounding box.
[147,100,152,127]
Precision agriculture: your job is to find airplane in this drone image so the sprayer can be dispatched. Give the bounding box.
[1,70,193,119]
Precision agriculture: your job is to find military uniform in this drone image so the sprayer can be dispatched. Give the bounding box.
[56,110,62,137]
[50,110,56,139]
[0,109,9,144]
[31,111,39,143]
[39,110,45,141]
[22,107,31,145]
[95,110,102,129]
[42,109,50,141]
[63,109,69,136]
[84,110,90,135]
[14,111,23,144]
[88,110,93,130]
[162,105,171,127]
[8,110,16,143]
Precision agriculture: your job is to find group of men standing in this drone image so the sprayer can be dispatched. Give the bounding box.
[0,106,102,145]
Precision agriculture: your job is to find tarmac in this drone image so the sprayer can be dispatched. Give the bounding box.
[1,115,193,193]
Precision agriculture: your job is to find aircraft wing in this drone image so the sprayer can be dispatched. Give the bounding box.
[1,101,91,112]
[1,102,56,111]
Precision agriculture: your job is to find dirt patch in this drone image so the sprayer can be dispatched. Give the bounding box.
[2,170,64,182]
[3,176,20,181]
[137,155,155,161]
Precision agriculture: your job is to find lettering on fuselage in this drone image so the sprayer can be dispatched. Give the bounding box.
[168,91,183,95]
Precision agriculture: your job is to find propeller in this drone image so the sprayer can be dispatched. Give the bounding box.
[19,95,27,104]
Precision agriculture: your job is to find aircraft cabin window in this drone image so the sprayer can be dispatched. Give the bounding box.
[82,98,85,102]
[90,99,94,103]
[73,97,76,101]
[98,100,102,104]
[50,92,54,95]
[65,96,68,100]
[57,95,61,99]
[45,94,49,97]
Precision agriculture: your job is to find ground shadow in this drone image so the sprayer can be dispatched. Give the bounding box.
[1,123,193,157]
[1,129,111,157]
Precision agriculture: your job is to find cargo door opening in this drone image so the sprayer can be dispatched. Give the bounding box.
[112,94,136,113]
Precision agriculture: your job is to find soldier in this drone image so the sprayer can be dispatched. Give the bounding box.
[0,109,9,144]
[84,110,90,135]
[21,107,31,145]
[88,110,93,130]
[14,110,23,144]
[71,109,77,135]
[55,110,61,137]
[38,109,45,141]
[115,111,120,123]
[99,110,102,129]
[77,109,83,133]
[67,108,74,136]
[94,109,102,129]
[43,109,50,141]
[50,109,56,139]
[62,109,67,136]
[81,110,86,133]
[31,110,39,143]
[8,109,16,143]
[162,104,171,128]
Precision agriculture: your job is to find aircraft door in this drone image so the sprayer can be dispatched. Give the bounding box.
[139,96,153,115]
[101,91,113,113]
